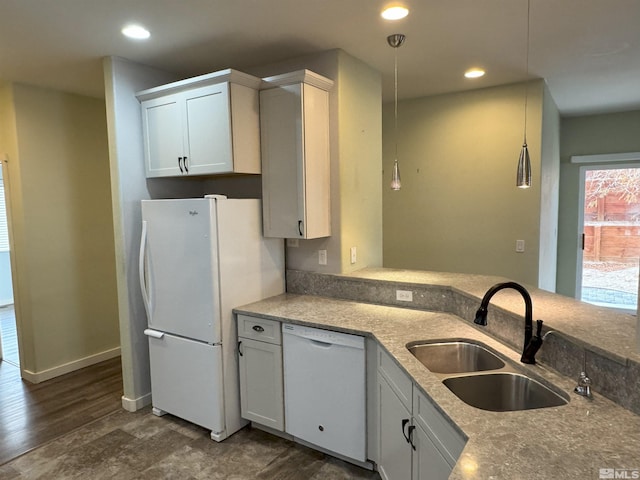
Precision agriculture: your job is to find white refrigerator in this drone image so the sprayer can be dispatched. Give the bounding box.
[139,195,284,441]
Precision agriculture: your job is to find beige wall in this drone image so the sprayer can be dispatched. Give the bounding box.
[336,52,383,272]
[383,81,548,286]
[538,84,560,290]
[0,82,119,378]
[103,56,182,409]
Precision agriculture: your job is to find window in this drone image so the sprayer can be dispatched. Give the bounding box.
[0,172,8,252]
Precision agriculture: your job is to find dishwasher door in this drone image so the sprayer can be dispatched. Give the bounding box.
[282,323,366,462]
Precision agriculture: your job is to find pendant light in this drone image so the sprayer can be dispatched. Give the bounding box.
[388,33,405,191]
[516,0,532,188]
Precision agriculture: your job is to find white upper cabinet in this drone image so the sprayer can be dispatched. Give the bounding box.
[260,70,333,239]
[137,69,261,178]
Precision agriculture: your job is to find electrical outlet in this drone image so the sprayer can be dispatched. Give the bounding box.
[286,238,299,247]
[516,239,525,253]
[350,246,357,264]
[396,290,413,302]
[318,249,327,265]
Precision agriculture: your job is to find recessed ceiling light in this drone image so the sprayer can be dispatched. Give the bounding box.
[464,68,485,79]
[381,6,409,20]
[122,24,150,40]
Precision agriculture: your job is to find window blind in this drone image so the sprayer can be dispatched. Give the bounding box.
[0,182,9,251]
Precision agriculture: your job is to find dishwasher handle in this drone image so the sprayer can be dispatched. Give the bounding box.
[310,339,333,348]
[282,324,365,350]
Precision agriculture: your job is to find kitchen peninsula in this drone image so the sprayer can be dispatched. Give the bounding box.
[234,267,640,479]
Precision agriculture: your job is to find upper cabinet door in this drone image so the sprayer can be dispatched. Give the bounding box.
[141,94,184,177]
[260,70,333,239]
[137,69,261,179]
[183,83,233,175]
[260,85,304,239]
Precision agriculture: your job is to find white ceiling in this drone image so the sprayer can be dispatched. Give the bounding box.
[1,0,639,116]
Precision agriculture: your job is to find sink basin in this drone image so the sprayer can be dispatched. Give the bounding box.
[443,372,569,412]
[407,340,505,374]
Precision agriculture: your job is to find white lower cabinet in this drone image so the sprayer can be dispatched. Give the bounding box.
[237,315,284,431]
[378,373,413,480]
[236,316,465,476]
[412,423,453,480]
[377,348,466,480]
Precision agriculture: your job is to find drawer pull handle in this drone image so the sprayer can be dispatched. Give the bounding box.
[252,325,265,333]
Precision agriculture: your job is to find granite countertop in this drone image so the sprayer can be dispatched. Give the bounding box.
[235,293,640,480]
[345,268,640,365]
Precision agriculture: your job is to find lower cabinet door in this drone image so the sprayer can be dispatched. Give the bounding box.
[378,374,413,480]
[238,337,284,431]
[413,423,453,480]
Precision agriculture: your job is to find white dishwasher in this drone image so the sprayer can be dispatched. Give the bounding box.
[282,323,366,462]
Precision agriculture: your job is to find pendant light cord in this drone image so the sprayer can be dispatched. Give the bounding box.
[523,0,530,144]
[394,43,399,162]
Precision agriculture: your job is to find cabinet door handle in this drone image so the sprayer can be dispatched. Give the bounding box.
[252,325,265,333]
[238,341,243,356]
[183,156,188,173]
[401,418,411,444]
[178,157,184,173]
[298,220,304,237]
[408,425,417,451]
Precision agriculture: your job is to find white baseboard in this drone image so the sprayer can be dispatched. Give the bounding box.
[121,392,151,412]
[21,346,121,384]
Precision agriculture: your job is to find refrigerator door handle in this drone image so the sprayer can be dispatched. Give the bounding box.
[139,220,152,321]
[144,328,164,339]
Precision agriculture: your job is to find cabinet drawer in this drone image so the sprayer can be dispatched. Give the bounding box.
[377,347,412,411]
[237,314,281,344]
[413,388,466,467]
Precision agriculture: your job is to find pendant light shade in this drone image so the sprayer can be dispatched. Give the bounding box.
[388,33,405,191]
[517,142,532,188]
[391,159,401,190]
[517,0,532,189]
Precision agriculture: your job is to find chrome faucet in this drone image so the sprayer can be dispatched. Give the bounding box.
[574,350,593,398]
[474,282,544,364]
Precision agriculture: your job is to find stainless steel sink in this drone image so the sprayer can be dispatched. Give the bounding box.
[443,372,569,412]
[407,339,569,412]
[407,340,505,374]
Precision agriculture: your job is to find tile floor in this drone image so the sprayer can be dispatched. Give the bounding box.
[0,305,380,479]
[0,408,381,480]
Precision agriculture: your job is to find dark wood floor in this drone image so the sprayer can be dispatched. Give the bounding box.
[0,354,123,465]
